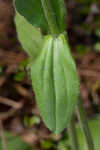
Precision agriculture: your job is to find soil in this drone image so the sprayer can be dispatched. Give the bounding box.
[0,0,100,149]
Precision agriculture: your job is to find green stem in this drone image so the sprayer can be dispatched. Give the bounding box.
[68,115,79,150]
[76,98,94,150]
[40,0,59,35]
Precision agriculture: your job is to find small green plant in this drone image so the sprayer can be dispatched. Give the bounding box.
[14,0,94,150]
[0,132,32,150]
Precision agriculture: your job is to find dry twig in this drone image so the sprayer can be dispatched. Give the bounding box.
[0,96,23,120]
[0,96,23,109]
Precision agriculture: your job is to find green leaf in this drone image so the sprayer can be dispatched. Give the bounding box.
[15,12,43,59]
[14,71,25,81]
[49,0,66,32]
[57,140,69,150]
[58,117,100,150]
[0,132,32,150]
[94,42,100,52]
[24,116,40,127]
[14,0,66,32]
[77,117,100,150]
[41,140,54,149]
[31,34,79,133]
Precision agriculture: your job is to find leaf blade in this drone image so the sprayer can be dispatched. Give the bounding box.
[54,34,79,133]
[31,34,79,133]
[14,0,66,32]
[15,12,43,59]
[31,36,56,131]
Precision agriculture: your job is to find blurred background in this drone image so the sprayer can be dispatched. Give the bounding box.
[0,0,100,150]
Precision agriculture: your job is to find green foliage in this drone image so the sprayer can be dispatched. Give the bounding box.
[57,117,100,150]
[24,116,40,127]
[0,65,3,74]
[0,133,32,150]
[77,117,100,150]
[15,12,43,59]
[94,28,100,52]
[14,0,66,32]
[14,71,25,81]
[31,34,79,133]
[49,0,66,32]
[40,140,54,149]
[94,42,100,52]
[14,0,79,134]
[57,140,69,150]
[76,45,90,55]
[20,59,30,68]
[1,118,100,150]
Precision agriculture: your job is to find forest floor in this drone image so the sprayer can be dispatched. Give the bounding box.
[0,0,100,150]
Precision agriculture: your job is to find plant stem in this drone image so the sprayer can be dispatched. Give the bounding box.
[68,115,79,150]
[76,98,94,150]
[40,0,59,35]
